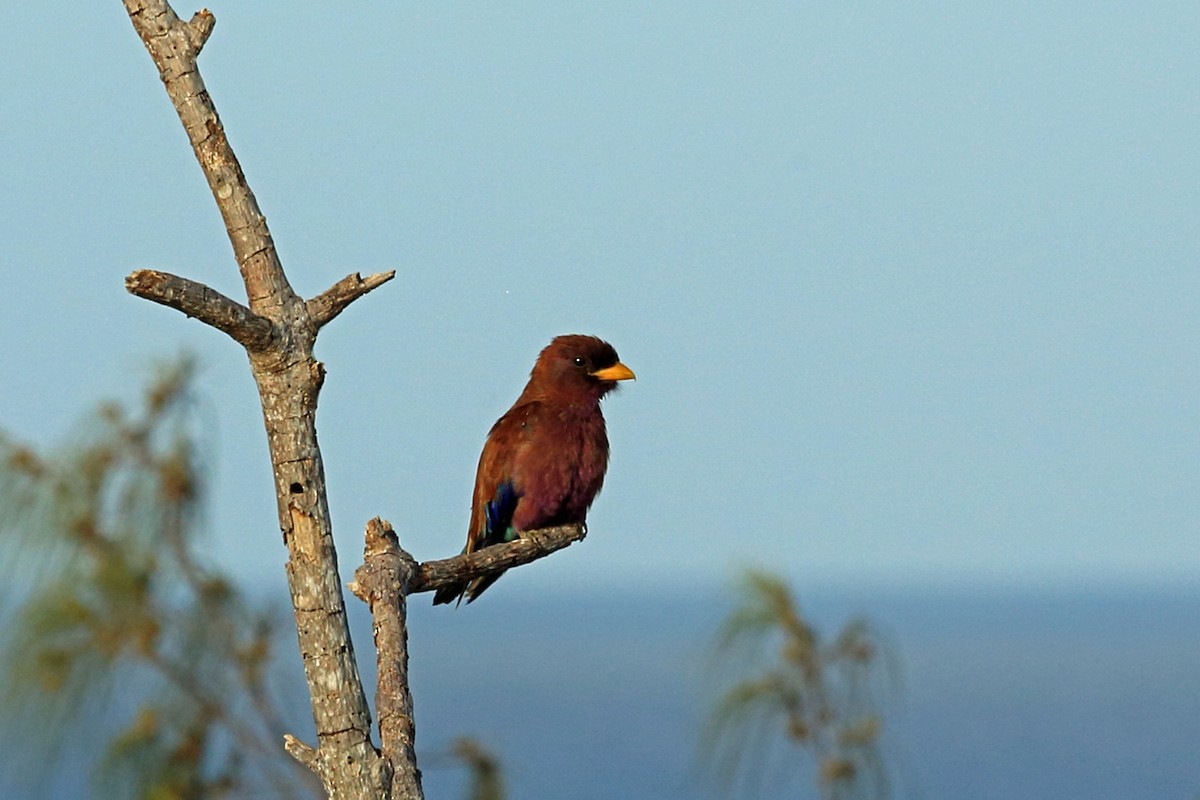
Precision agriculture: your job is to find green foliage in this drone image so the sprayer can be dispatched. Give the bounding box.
[0,359,316,799]
[702,570,898,800]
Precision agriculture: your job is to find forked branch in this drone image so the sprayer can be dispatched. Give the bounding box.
[347,519,587,797]
[123,0,294,313]
[122,2,391,797]
[122,3,590,799]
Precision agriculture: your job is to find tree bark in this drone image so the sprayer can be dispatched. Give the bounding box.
[121,4,593,798]
[410,523,586,595]
[121,3,390,797]
[349,519,422,798]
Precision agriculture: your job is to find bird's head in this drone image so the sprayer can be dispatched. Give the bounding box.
[528,334,636,404]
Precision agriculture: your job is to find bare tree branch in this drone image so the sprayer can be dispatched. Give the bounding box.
[123,3,390,797]
[125,269,274,350]
[409,524,587,595]
[308,271,398,330]
[284,734,319,771]
[123,3,590,798]
[123,0,296,315]
[348,519,422,799]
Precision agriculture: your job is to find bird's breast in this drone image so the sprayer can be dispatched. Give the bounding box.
[511,409,609,530]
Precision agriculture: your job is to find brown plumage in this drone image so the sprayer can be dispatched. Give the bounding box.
[433,334,635,605]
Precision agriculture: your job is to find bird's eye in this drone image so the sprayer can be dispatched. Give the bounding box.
[572,357,586,367]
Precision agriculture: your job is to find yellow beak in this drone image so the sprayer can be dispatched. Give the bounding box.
[590,362,636,382]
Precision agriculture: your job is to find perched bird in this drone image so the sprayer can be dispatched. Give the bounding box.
[433,334,635,605]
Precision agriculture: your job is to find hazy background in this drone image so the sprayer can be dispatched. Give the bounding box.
[3,3,1198,593]
[2,3,1198,797]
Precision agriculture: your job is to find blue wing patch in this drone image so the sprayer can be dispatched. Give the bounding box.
[483,480,519,546]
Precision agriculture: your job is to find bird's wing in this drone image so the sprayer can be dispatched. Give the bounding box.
[467,401,539,553]
[433,402,540,605]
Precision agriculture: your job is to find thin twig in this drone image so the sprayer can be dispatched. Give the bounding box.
[307,271,397,330]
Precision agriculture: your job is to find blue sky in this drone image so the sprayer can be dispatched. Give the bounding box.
[2,2,1198,594]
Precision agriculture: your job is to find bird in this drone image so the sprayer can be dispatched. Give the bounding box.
[433,334,635,605]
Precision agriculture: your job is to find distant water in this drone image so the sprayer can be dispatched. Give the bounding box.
[4,583,1197,798]
[399,583,1199,800]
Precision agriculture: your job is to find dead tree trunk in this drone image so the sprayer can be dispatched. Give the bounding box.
[120,3,587,798]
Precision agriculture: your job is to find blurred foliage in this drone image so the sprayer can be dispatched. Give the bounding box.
[0,357,522,800]
[0,358,317,799]
[702,570,899,800]
[451,737,507,800]
[0,359,900,800]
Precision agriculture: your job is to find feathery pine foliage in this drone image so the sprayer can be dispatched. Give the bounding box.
[703,570,898,800]
[0,359,519,800]
[0,359,316,799]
